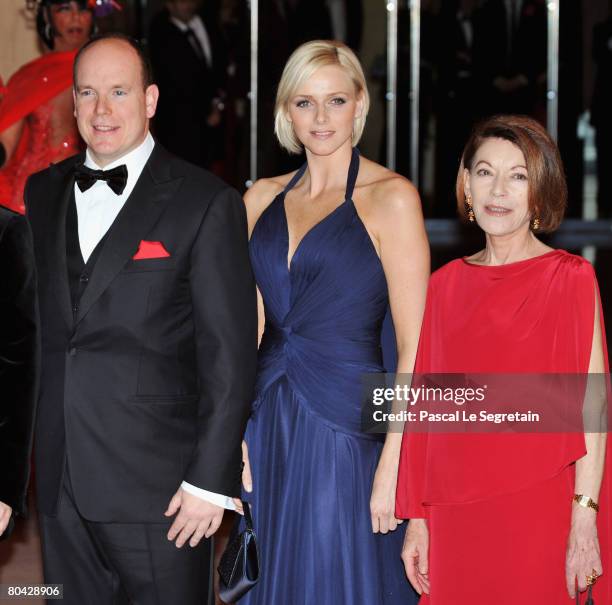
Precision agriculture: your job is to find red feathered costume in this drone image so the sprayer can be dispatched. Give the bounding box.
[0,50,81,213]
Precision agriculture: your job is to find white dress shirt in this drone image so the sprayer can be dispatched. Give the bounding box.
[74,132,236,511]
[170,15,213,68]
[76,132,154,262]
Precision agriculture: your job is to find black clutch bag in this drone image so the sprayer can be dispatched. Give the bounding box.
[218,500,259,603]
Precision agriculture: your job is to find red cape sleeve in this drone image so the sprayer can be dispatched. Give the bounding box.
[395,283,436,519]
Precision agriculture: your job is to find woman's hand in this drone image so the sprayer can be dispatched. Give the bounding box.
[402,518,430,595]
[233,440,253,515]
[370,458,403,534]
[566,507,603,598]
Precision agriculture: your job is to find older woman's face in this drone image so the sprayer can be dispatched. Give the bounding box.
[465,137,532,237]
[287,65,363,156]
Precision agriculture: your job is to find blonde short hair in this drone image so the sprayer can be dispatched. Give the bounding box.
[274,40,370,154]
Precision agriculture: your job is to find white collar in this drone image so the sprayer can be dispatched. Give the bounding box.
[170,15,201,32]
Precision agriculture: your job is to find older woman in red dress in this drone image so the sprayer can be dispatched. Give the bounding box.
[396,115,610,604]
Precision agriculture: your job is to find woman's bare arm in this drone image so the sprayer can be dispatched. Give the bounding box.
[0,119,25,168]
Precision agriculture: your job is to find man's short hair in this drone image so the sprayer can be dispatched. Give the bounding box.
[73,33,154,90]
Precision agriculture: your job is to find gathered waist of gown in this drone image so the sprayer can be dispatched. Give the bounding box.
[252,324,385,441]
[259,323,384,364]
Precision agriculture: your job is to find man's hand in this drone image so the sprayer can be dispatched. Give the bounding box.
[165,488,224,548]
[0,502,12,536]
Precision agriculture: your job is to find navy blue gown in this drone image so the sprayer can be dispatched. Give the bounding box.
[243,149,417,604]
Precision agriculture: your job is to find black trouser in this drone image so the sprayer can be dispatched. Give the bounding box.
[39,466,212,605]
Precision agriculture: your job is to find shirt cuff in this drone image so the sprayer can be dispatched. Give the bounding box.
[180,481,237,511]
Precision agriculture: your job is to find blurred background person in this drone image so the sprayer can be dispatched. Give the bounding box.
[557,0,584,217]
[216,0,250,188]
[591,4,612,219]
[0,0,94,214]
[149,0,227,171]
[472,0,547,118]
[433,0,477,217]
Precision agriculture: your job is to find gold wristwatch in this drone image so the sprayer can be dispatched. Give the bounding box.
[573,494,600,512]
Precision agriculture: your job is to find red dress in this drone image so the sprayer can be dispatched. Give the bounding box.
[396,250,611,604]
[0,50,81,213]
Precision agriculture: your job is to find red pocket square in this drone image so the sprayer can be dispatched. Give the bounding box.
[133,240,171,260]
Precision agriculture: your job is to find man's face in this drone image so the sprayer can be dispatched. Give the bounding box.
[73,39,159,167]
[166,0,199,23]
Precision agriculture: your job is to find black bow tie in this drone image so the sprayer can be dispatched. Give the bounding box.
[75,164,128,195]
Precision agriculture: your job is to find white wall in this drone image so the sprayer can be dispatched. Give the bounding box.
[0,0,42,85]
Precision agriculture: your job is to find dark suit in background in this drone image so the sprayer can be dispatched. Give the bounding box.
[285,0,333,49]
[0,207,38,527]
[472,0,547,117]
[557,0,584,217]
[434,1,477,217]
[149,8,226,168]
[592,15,612,218]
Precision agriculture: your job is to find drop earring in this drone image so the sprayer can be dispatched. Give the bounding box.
[465,194,475,222]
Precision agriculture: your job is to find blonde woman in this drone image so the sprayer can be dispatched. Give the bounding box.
[239,40,428,603]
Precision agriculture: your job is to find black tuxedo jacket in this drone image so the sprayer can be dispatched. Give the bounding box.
[25,144,257,521]
[0,207,38,516]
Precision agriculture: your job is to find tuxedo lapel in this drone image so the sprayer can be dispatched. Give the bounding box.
[46,158,82,330]
[75,146,183,325]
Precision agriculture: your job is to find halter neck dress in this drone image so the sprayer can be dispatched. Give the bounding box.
[243,148,417,604]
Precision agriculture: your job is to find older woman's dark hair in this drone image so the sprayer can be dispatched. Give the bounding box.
[36,0,92,50]
[456,115,567,233]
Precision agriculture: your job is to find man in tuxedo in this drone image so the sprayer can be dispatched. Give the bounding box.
[25,33,257,604]
[0,207,38,541]
[149,0,226,169]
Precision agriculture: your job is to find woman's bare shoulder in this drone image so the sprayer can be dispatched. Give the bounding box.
[356,156,421,216]
[244,175,287,204]
[245,168,304,202]
[243,171,300,232]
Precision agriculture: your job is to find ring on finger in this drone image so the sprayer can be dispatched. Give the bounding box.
[586,570,599,586]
